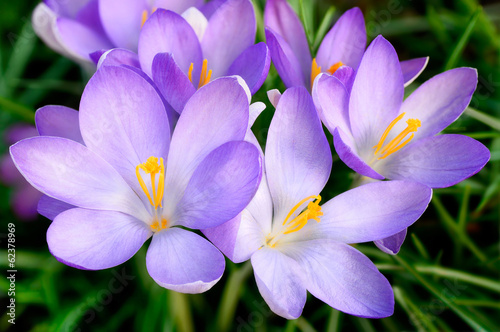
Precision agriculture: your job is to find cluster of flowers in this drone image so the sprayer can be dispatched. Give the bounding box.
[6,0,490,319]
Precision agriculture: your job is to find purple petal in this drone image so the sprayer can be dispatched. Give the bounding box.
[311,181,431,243]
[265,28,305,88]
[267,89,282,108]
[0,155,22,184]
[44,0,89,17]
[251,248,306,319]
[374,229,407,255]
[287,240,394,318]
[333,127,384,180]
[154,0,204,12]
[74,0,109,39]
[381,134,490,188]
[152,53,196,114]
[99,0,148,51]
[401,57,428,87]
[175,141,262,229]
[79,65,170,197]
[226,42,271,94]
[97,48,141,69]
[264,0,311,83]
[201,0,256,78]
[48,208,151,270]
[12,184,43,221]
[35,105,84,144]
[10,137,148,220]
[265,86,332,223]
[312,73,350,134]
[181,7,208,40]
[316,7,366,70]
[398,67,478,141]
[5,125,38,145]
[163,77,249,211]
[38,195,75,220]
[349,36,404,150]
[146,228,225,293]
[56,17,113,60]
[332,65,355,92]
[138,9,202,78]
[199,0,226,18]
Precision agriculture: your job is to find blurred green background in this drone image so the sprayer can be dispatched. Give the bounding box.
[0,0,499,331]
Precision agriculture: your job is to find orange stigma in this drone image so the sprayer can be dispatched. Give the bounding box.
[310,58,344,89]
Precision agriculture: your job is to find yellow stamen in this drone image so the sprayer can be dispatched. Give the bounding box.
[310,58,322,89]
[135,156,165,209]
[150,218,168,232]
[326,61,344,74]
[187,59,212,89]
[373,113,421,160]
[141,7,157,28]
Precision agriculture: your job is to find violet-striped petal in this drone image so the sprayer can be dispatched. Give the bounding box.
[381,134,490,188]
[286,240,394,318]
[35,105,84,144]
[251,247,306,319]
[265,87,332,223]
[97,48,141,69]
[332,65,355,92]
[401,57,428,87]
[201,0,256,78]
[174,141,262,229]
[309,181,431,243]
[316,7,366,70]
[138,9,202,78]
[146,228,225,293]
[154,0,204,13]
[38,195,75,220]
[313,73,350,134]
[48,208,151,270]
[374,229,407,255]
[333,127,384,180]
[163,77,249,211]
[264,0,311,82]
[349,36,404,151]
[32,4,74,58]
[265,28,305,88]
[79,65,170,196]
[226,42,271,94]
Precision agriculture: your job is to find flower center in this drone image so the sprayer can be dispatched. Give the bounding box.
[141,8,157,28]
[310,58,344,89]
[266,195,323,248]
[188,59,212,89]
[136,156,168,232]
[372,112,421,160]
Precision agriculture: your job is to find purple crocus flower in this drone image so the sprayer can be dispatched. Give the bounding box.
[264,0,428,91]
[313,35,490,254]
[137,0,270,113]
[204,87,432,318]
[0,125,41,220]
[10,65,262,293]
[32,0,212,62]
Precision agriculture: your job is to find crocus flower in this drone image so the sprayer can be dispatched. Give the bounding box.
[32,0,213,63]
[313,35,490,254]
[264,0,428,91]
[10,65,262,293]
[138,0,270,113]
[0,125,41,220]
[204,86,432,318]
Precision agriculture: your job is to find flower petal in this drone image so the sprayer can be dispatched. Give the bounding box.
[163,77,249,211]
[138,9,202,78]
[349,35,404,152]
[35,105,84,144]
[154,0,204,13]
[316,7,366,70]
[12,184,42,221]
[79,65,170,197]
[96,48,141,69]
[10,137,148,220]
[249,102,266,128]
[152,52,196,114]
[146,227,225,293]
[226,42,271,94]
[38,195,75,221]
[181,7,208,40]
[265,86,332,223]
[264,0,311,83]
[265,28,305,88]
[201,0,256,78]
[401,57,428,87]
[309,180,431,243]
[381,134,490,188]
[174,141,262,229]
[398,67,478,140]
[48,208,151,269]
[374,229,407,255]
[267,89,282,108]
[313,73,350,134]
[285,240,394,318]
[251,247,306,319]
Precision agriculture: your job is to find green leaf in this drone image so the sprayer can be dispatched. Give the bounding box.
[465,107,500,131]
[444,8,480,71]
[312,6,336,52]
